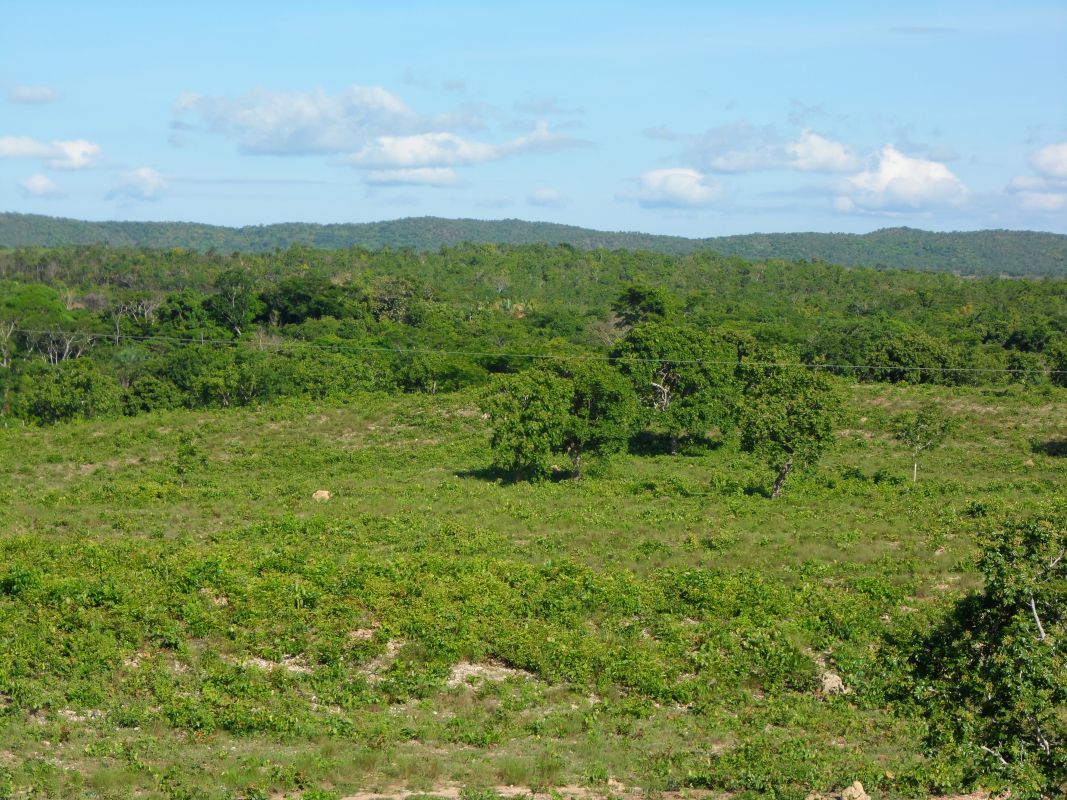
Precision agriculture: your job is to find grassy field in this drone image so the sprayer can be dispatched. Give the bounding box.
[1,382,1065,799]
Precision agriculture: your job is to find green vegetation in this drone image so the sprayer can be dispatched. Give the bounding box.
[0,385,1064,798]
[0,241,1065,798]
[3,213,1067,276]
[892,404,957,482]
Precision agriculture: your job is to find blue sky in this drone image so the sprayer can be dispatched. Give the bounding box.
[2,1,1066,235]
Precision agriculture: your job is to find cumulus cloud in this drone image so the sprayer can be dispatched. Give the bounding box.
[174,86,417,154]
[17,173,61,197]
[1002,141,1067,213]
[365,168,458,187]
[107,167,167,201]
[834,145,967,212]
[173,85,584,187]
[0,136,101,169]
[8,85,58,104]
[1030,141,1067,180]
[682,122,857,174]
[635,168,724,208]
[346,122,576,169]
[685,122,781,172]
[786,131,861,172]
[526,188,568,207]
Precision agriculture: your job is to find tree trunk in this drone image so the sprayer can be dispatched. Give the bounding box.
[771,458,793,499]
[670,434,679,455]
[912,459,918,482]
[570,451,582,480]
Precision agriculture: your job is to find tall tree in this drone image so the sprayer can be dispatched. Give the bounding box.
[555,361,638,478]
[611,322,736,454]
[737,353,843,498]
[481,370,570,482]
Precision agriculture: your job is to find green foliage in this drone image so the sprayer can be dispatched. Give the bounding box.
[612,282,675,327]
[4,213,1067,276]
[555,361,638,477]
[897,509,1066,794]
[612,322,736,453]
[204,269,262,337]
[737,353,844,498]
[481,370,571,481]
[892,403,956,481]
[15,359,123,424]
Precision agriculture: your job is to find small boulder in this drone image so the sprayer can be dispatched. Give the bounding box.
[821,671,850,695]
[312,490,332,502]
[840,781,870,800]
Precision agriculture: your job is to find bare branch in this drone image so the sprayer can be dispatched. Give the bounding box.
[978,744,1009,767]
[1029,594,1047,642]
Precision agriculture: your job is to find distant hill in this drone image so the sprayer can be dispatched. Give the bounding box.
[2,212,1065,277]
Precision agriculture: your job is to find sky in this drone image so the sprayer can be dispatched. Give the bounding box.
[2,0,1066,236]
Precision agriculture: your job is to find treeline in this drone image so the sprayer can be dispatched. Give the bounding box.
[1,243,1066,428]
[3,213,1067,276]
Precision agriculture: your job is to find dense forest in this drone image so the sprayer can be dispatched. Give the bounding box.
[1,241,1065,429]
[3,213,1066,276]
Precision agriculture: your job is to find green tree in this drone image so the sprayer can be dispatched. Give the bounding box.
[902,509,1066,792]
[737,355,843,498]
[611,322,736,454]
[1047,339,1067,388]
[480,369,570,481]
[17,359,123,424]
[555,361,638,478]
[612,282,675,328]
[892,402,955,481]
[205,269,262,338]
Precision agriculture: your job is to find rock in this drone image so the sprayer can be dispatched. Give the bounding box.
[312,490,332,502]
[821,671,850,695]
[840,781,870,800]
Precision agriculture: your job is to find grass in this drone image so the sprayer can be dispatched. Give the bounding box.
[0,381,1065,799]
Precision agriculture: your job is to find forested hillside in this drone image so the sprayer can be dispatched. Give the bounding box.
[1,242,1065,431]
[2,212,1066,276]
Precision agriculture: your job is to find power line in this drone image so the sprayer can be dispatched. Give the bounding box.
[10,326,1066,376]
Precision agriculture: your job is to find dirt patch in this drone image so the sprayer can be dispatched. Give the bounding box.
[56,709,103,723]
[340,780,722,800]
[240,655,311,675]
[199,587,229,606]
[445,660,535,688]
[360,639,403,681]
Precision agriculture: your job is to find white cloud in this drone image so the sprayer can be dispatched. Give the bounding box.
[636,168,724,208]
[1030,141,1067,180]
[686,122,781,172]
[835,145,967,212]
[175,85,437,155]
[527,188,568,207]
[786,131,860,172]
[8,86,58,104]
[0,136,101,169]
[173,86,583,188]
[1006,174,1067,213]
[347,123,574,169]
[17,173,61,197]
[1016,191,1067,212]
[108,167,168,201]
[365,168,458,187]
[683,122,857,174]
